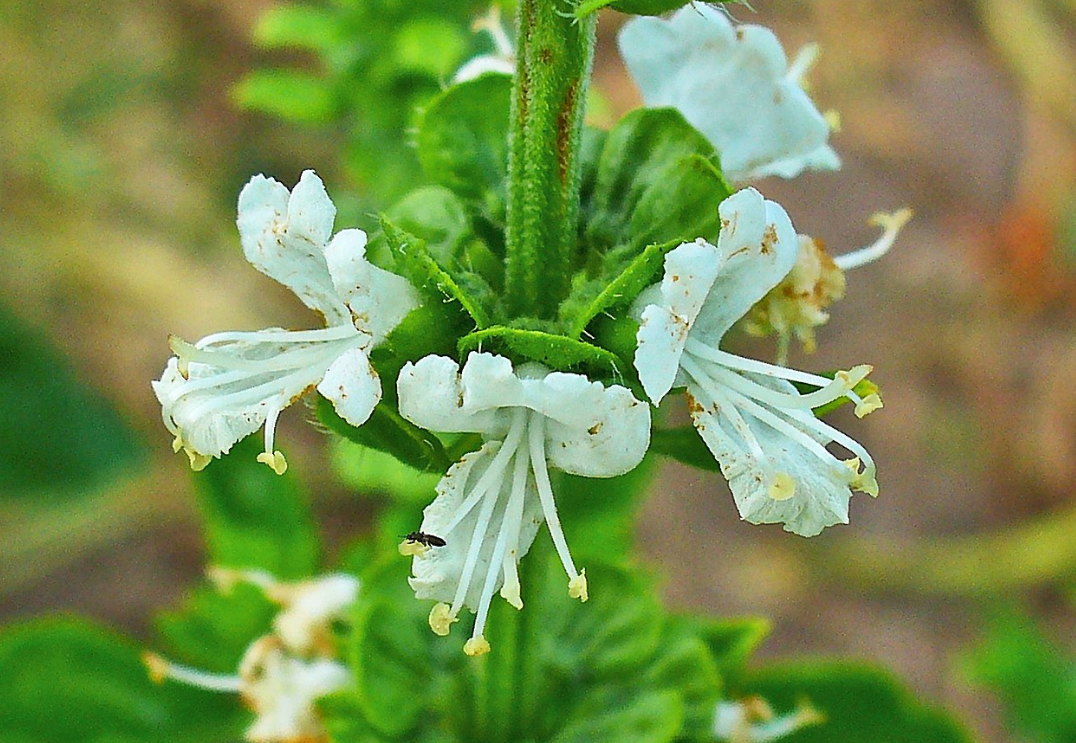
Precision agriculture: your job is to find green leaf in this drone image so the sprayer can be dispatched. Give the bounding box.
[650,426,721,472]
[961,606,1076,743]
[739,661,974,743]
[556,455,657,562]
[563,238,680,338]
[394,19,469,80]
[253,5,343,52]
[192,435,320,578]
[457,326,625,378]
[233,69,338,123]
[331,439,442,504]
[0,617,240,743]
[154,583,275,673]
[416,74,511,208]
[580,108,731,256]
[683,616,771,677]
[326,543,722,743]
[317,395,450,474]
[576,0,694,16]
[382,218,495,329]
[0,303,145,500]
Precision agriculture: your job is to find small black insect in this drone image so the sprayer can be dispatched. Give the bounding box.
[403,531,447,548]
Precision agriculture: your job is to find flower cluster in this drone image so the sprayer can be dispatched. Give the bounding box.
[145,570,359,742]
[152,7,906,658]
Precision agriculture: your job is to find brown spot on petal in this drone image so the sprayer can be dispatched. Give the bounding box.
[588,422,603,435]
[760,224,779,255]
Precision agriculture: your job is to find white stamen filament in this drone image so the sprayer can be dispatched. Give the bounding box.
[685,340,866,407]
[704,357,867,411]
[145,654,244,693]
[197,324,360,348]
[473,5,514,58]
[441,412,529,536]
[786,42,820,85]
[470,440,529,643]
[681,356,767,461]
[833,208,913,271]
[528,415,581,584]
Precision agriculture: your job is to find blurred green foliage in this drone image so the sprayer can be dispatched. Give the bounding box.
[962,606,1076,743]
[0,303,145,499]
[237,0,507,208]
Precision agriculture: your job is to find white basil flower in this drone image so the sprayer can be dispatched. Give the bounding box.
[714,697,824,742]
[208,567,359,656]
[453,5,515,83]
[634,188,880,537]
[396,352,650,656]
[145,636,350,743]
[618,5,839,182]
[152,170,418,475]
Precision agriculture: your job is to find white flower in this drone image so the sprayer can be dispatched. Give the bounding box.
[208,567,359,656]
[743,209,913,364]
[152,170,418,474]
[396,352,650,655]
[714,697,824,743]
[617,5,839,182]
[145,636,350,743]
[634,188,881,537]
[453,6,515,83]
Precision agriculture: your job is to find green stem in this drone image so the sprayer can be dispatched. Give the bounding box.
[504,0,596,319]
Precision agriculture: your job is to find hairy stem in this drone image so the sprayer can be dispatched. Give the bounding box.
[504,0,596,319]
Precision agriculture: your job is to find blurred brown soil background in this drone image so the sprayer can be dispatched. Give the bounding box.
[4,1,1076,742]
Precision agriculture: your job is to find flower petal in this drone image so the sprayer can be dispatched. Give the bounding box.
[409,442,543,609]
[317,345,381,428]
[397,355,506,435]
[323,228,420,342]
[154,328,360,459]
[633,238,724,403]
[237,170,350,325]
[690,188,798,345]
[618,6,837,182]
[687,375,855,537]
[543,378,651,477]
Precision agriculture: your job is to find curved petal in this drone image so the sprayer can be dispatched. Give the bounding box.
[237,171,349,325]
[690,188,798,345]
[154,328,360,458]
[409,442,543,609]
[397,355,507,435]
[618,7,837,182]
[544,381,651,477]
[323,228,420,342]
[633,239,724,403]
[686,373,857,537]
[317,345,381,428]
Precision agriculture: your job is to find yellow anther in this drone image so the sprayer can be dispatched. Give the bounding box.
[256,450,288,475]
[768,473,796,501]
[500,580,523,610]
[142,651,170,684]
[844,458,879,497]
[854,392,883,418]
[463,636,491,657]
[428,603,457,637]
[398,539,429,558]
[186,449,212,472]
[568,569,589,603]
[837,364,872,389]
[869,207,914,233]
[824,108,842,132]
